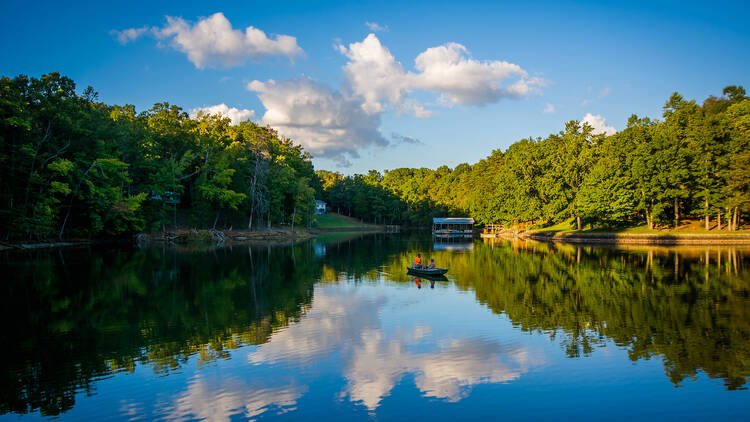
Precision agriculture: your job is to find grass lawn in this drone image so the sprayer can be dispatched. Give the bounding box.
[314,213,379,229]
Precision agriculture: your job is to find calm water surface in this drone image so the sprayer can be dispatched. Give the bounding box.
[2,233,749,421]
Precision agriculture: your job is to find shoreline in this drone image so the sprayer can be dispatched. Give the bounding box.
[0,229,316,251]
[0,239,133,251]
[315,227,387,232]
[0,226,391,251]
[9,229,750,251]
[520,231,750,245]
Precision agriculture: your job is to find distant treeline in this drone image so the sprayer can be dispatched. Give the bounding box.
[0,73,317,240]
[317,87,750,230]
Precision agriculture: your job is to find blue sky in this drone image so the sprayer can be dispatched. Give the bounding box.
[2,0,748,173]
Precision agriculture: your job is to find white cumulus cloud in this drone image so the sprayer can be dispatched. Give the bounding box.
[110,27,148,44]
[189,104,255,125]
[543,103,556,114]
[153,12,304,68]
[581,113,616,136]
[338,34,412,115]
[247,77,387,167]
[412,42,540,105]
[244,34,543,165]
[336,34,543,118]
[365,22,388,32]
[407,101,433,118]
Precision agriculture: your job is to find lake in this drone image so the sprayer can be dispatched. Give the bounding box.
[2,232,749,421]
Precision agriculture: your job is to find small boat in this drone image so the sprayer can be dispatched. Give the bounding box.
[407,266,448,276]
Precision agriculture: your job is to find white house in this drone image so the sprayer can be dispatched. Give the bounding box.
[314,200,327,215]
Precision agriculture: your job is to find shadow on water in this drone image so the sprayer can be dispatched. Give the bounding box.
[0,233,749,417]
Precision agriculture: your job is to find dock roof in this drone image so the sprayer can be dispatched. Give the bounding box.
[432,217,475,224]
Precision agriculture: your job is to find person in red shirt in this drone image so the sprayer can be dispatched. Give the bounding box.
[414,254,422,268]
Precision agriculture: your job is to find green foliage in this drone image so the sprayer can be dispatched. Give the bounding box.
[318,86,750,230]
[1,73,748,236]
[0,73,316,239]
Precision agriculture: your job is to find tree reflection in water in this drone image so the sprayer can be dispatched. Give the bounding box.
[0,242,319,416]
[0,233,748,418]
[378,238,750,390]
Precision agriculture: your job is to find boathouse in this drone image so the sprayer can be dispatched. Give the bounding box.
[432,217,475,237]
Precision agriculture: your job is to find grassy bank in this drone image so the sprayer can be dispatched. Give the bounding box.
[313,213,384,231]
[507,219,750,245]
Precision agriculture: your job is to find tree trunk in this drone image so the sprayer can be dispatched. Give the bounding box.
[248,203,254,230]
[59,161,97,240]
[213,211,220,229]
[705,199,710,231]
[576,215,582,231]
[291,206,296,233]
[248,158,260,229]
[646,210,653,230]
[24,122,52,212]
[732,207,738,231]
[717,212,721,231]
[674,197,679,229]
[59,208,72,241]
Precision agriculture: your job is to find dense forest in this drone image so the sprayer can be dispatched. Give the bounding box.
[2,73,749,240]
[0,73,317,240]
[318,86,750,230]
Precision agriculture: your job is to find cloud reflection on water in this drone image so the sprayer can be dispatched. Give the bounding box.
[248,285,537,411]
[343,331,529,409]
[164,375,306,422]
[249,288,386,366]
